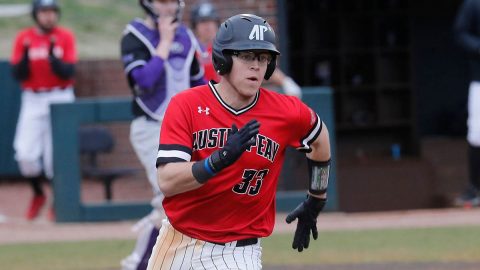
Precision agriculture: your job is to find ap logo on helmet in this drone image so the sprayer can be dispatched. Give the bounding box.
[249,25,269,40]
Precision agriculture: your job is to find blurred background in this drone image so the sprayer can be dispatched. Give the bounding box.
[0,0,472,215]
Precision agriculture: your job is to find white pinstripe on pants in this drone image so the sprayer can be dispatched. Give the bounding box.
[147,219,262,270]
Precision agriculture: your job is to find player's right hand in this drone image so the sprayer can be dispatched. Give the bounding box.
[48,37,58,61]
[210,120,260,171]
[22,39,30,58]
[157,16,179,45]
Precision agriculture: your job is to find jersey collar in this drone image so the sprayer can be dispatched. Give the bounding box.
[208,80,259,116]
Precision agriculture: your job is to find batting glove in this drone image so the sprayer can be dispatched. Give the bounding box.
[286,195,326,252]
[210,119,260,170]
[192,119,260,183]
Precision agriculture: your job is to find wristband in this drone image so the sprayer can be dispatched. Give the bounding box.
[306,195,327,213]
[307,158,330,195]
[192,158,216,184]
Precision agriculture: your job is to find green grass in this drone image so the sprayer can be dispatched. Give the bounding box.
[262,226,480,265]
[0,0,141,59]
[0,226,480,269]
[0,239,133,270]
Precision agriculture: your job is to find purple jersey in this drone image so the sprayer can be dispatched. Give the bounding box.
[121,19,205,120]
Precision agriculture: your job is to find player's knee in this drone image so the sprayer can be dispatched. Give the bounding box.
[17,159,42,177]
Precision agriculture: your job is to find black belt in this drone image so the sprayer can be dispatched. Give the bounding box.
[210,238,258,247]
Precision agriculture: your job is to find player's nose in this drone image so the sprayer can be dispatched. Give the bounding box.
[249,60,261,70]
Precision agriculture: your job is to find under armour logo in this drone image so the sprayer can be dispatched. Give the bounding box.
[198,106,210,115]
[249,25,268,40]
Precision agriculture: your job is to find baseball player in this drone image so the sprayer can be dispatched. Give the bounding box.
[119,0,205,269]
[190,0,303,99]
[148,14,331,269]
[454,0,480,207]
[10,0,77,221]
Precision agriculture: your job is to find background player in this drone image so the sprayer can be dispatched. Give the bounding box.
[119,0,205,269]
[453,0,480,207]
[10,0,77,221]
[190,0,303,98]
[148,14,331,269]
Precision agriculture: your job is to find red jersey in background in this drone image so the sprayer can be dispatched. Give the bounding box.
[10,26,77,91]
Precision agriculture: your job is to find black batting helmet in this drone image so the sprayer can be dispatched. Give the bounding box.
[138,0,185,22]
[190,1,219,28]
[31,0,60,22]
[212,14,280,80]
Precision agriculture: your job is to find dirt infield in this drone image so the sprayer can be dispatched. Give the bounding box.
[2,180,480,245]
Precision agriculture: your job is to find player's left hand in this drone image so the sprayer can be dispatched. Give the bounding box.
[48,37,57,60]
[285,195,326,252]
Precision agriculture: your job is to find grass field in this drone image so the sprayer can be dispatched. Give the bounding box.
[1,226,479,270]
[0,0,141,59]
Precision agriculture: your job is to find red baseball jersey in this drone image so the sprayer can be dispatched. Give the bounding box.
[10,26,77,91]
[157,81,322,243]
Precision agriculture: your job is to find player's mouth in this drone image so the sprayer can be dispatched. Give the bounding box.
[247,76,259,82]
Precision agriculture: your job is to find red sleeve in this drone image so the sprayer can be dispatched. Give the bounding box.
[62,29,77,63]
[10,32,25,64]
[288,97,322,152]
[156,95,194,165]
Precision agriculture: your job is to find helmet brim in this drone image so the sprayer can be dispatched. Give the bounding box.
[222,41,280,55]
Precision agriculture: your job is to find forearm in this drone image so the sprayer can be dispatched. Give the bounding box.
[158,120,260,197]
[306,123,331,199]
[131,56,165,89]
[11,59,30,81]
[155,40,171,60]
[267,69,302,98]
[49,58,75,80]
[157,162,203,197]
[267,69,285,86]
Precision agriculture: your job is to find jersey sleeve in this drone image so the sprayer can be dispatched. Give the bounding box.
[120,32,150,82]
[288,98,323,153]
[156,95,193,167]
[10,32,25,64]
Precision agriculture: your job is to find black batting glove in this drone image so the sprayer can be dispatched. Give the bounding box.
[12,41,31,81]
[286,195,326,252]
[47,37,75,80]
[23,41,30,58]
[192,120,260,183]
[48,37,56,60]
[210,119,260,171]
